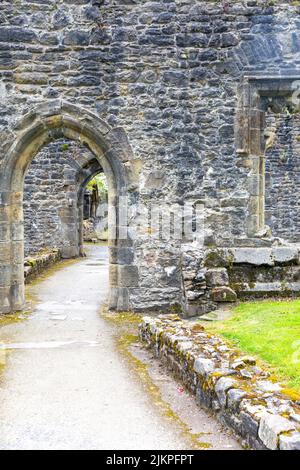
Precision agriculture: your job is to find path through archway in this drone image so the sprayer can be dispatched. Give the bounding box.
[0,101,140,314]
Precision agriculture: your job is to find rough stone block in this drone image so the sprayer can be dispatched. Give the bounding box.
[204,249,229,267]
[0,242,11,263]
[271,247,299,264]
[206,268,229,287]
[194,357,215,377]
[0,222,10,241]
[109,247,134,265]
[258,413,296,450]
[211,286,237,302]
[279,432,300,450]
[240,411,259,439]
[227,388,248,412]
[109,264,118,287]
[215,377,237,408]
[118,265,139,288]
[230,248,274,266]
[0,265,10,287]
[0,287,11,313]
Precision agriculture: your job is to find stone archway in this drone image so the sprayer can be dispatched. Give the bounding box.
[0,100,140,314]
[77,162,103,257]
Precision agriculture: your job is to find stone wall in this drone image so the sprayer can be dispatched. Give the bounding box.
[0,0,300,314]
[182,246,300,316]
[265,112,300,242]
[24,249,61,283]
[140,315,300,450]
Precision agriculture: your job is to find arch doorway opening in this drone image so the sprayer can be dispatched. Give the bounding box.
[23,139,109,261]
[81,173,108,247]
[0,101,139,315]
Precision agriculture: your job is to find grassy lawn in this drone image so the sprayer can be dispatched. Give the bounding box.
[206,300,300,392]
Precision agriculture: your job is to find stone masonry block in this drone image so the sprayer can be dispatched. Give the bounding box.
[258,413,296,450]
[205,268,229,287]
[279,432,300,450]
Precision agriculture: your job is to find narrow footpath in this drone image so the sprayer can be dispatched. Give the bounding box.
[0,245,240,450]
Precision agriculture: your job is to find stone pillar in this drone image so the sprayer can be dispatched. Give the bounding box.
[58,203,80,258]
[77,198,85,257]
[107,194,136,311]
[0,190,12,313]
[10,191,25,311]
[0,190,25,314]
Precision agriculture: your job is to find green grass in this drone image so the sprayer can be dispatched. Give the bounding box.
[206,300,300,392]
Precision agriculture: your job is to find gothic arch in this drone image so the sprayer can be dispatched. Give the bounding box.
[0,100,139,314]
[77,161,104,257]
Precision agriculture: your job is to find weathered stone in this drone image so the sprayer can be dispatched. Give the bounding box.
[204,249,230,268]
[63,30,90,46]
[0,27,37,43]
[290,413,300,424]
[194,357,215,377]
[211,287,237,302]
[240,356,256,365]
[0,0,300,317]
[205,268,229,287]
[271,247,299,264]
[258,413,296,450]
[215,377,237,408]
[240,369,253,379]
[227,389,248,412]
[140,316,300,450]
[240,411,259,439]
[186,291,203,301]
[15,72,48,85]
[279,432,300,450]
[229,248,274,266]
[24,249,61,283]
[256,380,282,393]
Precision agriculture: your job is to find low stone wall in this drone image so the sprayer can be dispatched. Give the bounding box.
[182,245,300,317]
[24,250,61,283]
[139,315,300,450]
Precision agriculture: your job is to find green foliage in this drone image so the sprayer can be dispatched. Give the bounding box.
[60,143,70,151]
[86,173,108,193]
[207,300,300,391]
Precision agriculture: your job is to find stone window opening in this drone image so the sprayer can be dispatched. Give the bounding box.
[236,76,300,244]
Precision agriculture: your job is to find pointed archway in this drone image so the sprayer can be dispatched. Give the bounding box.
[0,100,140,314]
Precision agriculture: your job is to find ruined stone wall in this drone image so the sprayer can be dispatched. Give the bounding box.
[0,0,300,313]
[23,140,99,258]
[265,112,300,242]
[140,316,300,450]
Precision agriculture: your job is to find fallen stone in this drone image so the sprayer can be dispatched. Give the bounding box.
[232,360,245,370]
